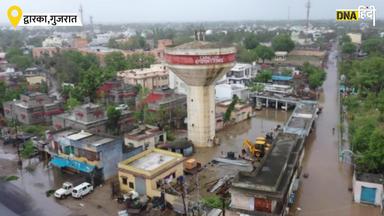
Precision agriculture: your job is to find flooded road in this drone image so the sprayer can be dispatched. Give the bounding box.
[293,44,380,215]
[194,109,291,164]
[0,155,75,216]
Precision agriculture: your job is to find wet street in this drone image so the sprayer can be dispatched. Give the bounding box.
[292,44,380,215]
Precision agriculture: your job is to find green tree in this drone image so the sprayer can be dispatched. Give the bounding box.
[237,47,258,63]
[105,51,127,72]
[243,34,259,50]
[65,96,80,110]
[362,38,384,55]
[340,34,351,44]
[6,47,33,70]
[302,63,326,89]
[250,83,264,92]
[52,51,99,84]
[39,80,48,93]
[224,95,239,123]
[342,42,356,55]
[107,106,122,135]
[126,53,156,69]
[21,140,35,159]
[254,69,272,83]
[272,34,295,52]
[255,45,275,63]
[78,66,105,101]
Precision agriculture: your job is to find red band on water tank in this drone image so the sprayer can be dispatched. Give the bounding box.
[165,53,235,65]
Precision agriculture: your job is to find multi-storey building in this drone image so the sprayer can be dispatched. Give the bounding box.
[117,64,169,90]
[49,129,124,182]
[226,63,258,85]
[52,103,134,134]
[3,92,63,124]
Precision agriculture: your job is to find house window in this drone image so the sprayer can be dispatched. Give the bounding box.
[122,177,128,185]
[129,182,134,189]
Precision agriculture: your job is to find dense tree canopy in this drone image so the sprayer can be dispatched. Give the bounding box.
[108,35,147,50]
[255,45,275,63]
[361,37,384,55]
[243,34,259,50]
[341,42,356,55]
[342,35,384,173]
[254,69,272,83]
[272,34,295,52]
[301,63,326,89]
[5,47,33,70]
[107,106,122,135]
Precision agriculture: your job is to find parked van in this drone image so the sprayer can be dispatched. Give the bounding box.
[71,182,93,198]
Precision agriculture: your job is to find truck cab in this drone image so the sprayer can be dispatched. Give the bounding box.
[54,182,73,199]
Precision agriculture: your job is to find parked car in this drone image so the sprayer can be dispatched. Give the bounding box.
[71,182,93,198]
[54,182,74,199]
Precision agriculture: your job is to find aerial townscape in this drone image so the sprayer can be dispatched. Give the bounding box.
[1,1,384,216]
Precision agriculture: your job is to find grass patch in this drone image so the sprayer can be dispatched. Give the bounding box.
[1,175,19,181]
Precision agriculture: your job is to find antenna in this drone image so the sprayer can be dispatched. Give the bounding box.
[305,0,311,31]
[79,5,84,25]
[89,16,94,34]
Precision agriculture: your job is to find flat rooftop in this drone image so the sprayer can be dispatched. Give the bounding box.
[232,133,300,193]
[119,148,184,178]
[128,152,175,171]
[284,101,318,136]
[67,131,92,141]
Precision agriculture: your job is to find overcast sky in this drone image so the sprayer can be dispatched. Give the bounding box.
[0,0,383,24]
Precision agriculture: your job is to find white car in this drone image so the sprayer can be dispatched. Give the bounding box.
[71,182,93,199]
[54,182,73,199]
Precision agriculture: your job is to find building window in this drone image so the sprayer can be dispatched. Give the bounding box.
[129,182,134,189]
[122,177,128,185]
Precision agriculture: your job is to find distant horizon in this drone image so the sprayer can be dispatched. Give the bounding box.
[0,18,382,27]
[0,0,383,25]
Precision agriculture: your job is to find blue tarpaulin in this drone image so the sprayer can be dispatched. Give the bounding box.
[51,156,95,173]
[272,75,292,81]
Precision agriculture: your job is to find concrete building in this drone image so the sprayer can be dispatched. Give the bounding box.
[169,71,188,95]
[274,51,288,62]
[226,63,258,85]
[49,130,124,181]
[124,125,166,150]
[353,172,384,207]
[53,103,134,134]
[42,36,67,47]
[215,83,249,101]
[118,148,184,203]
[216,100,252,124]
[230,101,317,215]
[96,80,137,106]
[0,52,7,65]
[347,33,362,45]
[71,37,88,49]
[53,103,107,133]
[230,133,304,215]
[117,64,169,90]
[32,47,61,59]
[78,46,122,65]
[143,88,187,127]
[3,92,63,125]
[165,39,236,147]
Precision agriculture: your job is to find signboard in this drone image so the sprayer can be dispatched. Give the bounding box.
[165,53,235,65]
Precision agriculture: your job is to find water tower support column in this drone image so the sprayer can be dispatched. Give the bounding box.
[187,85,216,147]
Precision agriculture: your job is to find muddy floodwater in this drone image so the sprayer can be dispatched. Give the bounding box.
[292,44,380,216]
[194,109,291,165]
